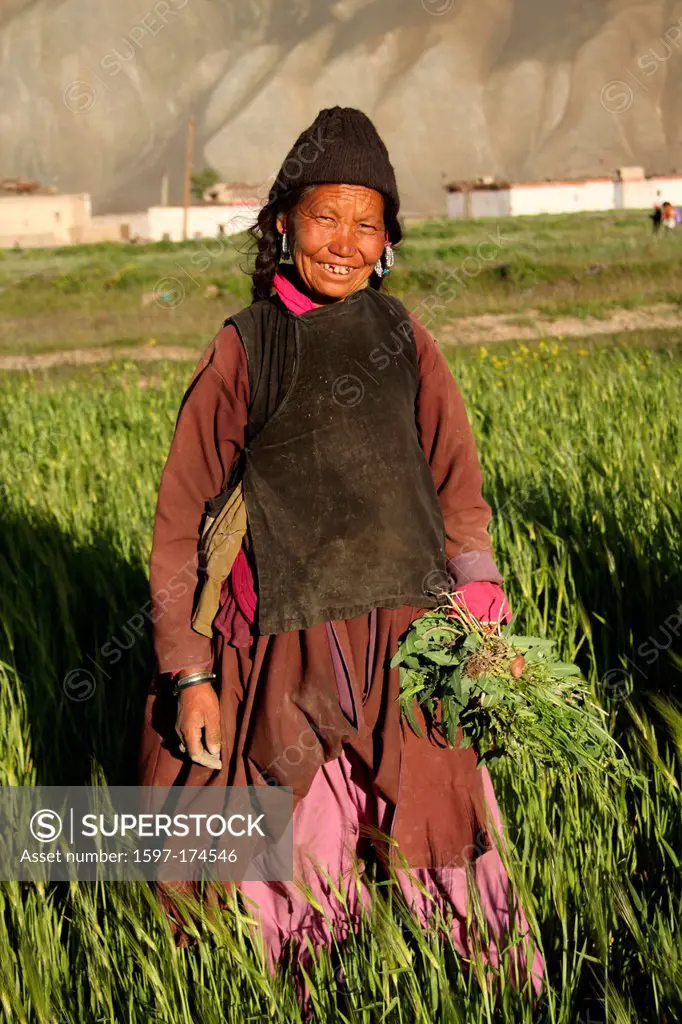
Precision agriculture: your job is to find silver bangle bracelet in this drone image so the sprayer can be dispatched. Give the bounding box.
[172,671,216,697]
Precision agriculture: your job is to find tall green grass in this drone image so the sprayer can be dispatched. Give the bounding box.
[0,338,680,1021]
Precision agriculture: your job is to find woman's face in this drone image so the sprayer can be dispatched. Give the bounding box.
[277,184,386,301]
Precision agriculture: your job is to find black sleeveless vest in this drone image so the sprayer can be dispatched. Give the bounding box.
[228,287,446,635]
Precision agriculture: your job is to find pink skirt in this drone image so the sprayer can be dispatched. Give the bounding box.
[238,745,544,996]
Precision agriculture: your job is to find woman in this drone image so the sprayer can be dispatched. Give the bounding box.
[139,106,543,993]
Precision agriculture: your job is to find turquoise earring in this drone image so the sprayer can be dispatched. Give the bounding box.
[375,244,394,277]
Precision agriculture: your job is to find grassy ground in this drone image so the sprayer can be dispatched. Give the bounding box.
[1,211,681,357]
[0,331,680,1021]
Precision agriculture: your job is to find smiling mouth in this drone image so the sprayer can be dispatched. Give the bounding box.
[318,262,354,276]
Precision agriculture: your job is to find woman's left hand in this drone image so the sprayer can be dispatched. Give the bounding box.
[450,581,511,625]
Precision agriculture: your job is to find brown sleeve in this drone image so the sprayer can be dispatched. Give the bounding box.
[411,314,503,586]
[149,325,250,674]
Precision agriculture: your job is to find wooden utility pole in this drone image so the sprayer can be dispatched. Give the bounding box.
[182,115,196,241]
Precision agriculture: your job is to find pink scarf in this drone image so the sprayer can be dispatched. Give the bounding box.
[271,268,320,314]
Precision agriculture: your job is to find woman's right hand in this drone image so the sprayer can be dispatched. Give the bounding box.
[175,683,222,771]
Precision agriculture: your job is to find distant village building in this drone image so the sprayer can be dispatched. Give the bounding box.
[0,189,92,247]
[5,168,682,247]
[201,182,262,205]
[90,204,259,244]
[0,180,261,248]
[1,177,58,196]
[445,167,682,219]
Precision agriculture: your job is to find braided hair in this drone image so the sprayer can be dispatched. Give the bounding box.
[247,185,403,303]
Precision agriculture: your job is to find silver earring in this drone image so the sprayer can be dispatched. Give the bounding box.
[281,231,289,261]
[375,244,394,278]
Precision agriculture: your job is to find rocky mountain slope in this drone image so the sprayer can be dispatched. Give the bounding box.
[1,0,681,214]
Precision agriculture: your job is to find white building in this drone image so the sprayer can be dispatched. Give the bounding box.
[0,195,260,248]
[0,192,92,247]
[123,204,259,242]
[615,175,682,211]
[446,169,682,219]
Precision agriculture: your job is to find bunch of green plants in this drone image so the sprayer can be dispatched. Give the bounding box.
[393,599,632,787]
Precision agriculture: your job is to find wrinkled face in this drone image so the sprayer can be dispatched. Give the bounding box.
[276,183,386,301]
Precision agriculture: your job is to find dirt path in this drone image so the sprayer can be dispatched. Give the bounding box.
[1,304,680,371]
[437,303,682,345]
[0,345,200,371]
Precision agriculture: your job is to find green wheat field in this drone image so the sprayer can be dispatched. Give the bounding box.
[0,213,681,1022]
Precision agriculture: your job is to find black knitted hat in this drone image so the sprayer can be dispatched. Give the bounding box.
[270,106,400,217]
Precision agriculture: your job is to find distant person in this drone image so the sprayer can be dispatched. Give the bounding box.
[650,203,662,232]
[651,200,681,232]
[662,201,681,229]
